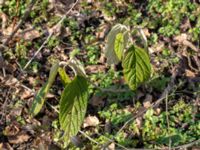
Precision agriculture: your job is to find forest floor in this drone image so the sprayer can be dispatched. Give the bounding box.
[0,0,200,149]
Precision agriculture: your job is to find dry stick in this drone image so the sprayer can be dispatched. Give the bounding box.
[165,94,171,149]
[78,130,100,145]
[172,139,200,149]
[0,0,37,76]
[23,0,79,70]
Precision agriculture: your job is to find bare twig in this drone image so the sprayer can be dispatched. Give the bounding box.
[79,130,100,145]
[23,0,79,70]
[165,94,171,149]
[171,139,200,149]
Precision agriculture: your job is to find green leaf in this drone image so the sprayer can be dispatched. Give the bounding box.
[105,24,129,65]
[30,62,59,116]
[122,45,151,90]
[114,33,124,60]
[58,67,71,86]
[59,76,89,144]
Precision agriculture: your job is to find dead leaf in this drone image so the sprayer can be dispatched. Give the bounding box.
[155,108,161,115]
[0,12,8,29]
[108,143,115,150]
[150,42,165,53]
[174,34,199,52]
[0,143,13,150]
[4,124,20,136]
[143,94,153,108]
[83,115,99,128]
[9,108,22,117]
[185,69,196,77]
[96,24,110,39]
[174,33,188,42]
[90,95,105,107]
[19,28,40,41]
[3,76,19,87]
[85,65,106,73]
[21,89,33,99]
[8,132,30,144]
[49,0,75,16]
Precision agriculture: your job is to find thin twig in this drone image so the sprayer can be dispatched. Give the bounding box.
[79,130,100,145]
[23,0,79,70]
[165,93,171,150]
[171,139,200,149]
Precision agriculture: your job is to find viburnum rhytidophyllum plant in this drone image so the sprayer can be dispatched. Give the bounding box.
[30,24,151,147]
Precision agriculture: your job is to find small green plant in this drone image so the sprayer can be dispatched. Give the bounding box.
[30,24,152,148]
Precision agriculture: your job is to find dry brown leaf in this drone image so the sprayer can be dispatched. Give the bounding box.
[96,24,110,39]
[174,34,199,52]
[9,108,22,117]
[49,0,74,16]
[143,28,150,37]
[150,42,165,53]
[83,115,99,128]
[185,69,196,77]
[155,108,161,115]
[108,143,115,150]
[19,29,40,41]
[8,132,30,144]
[143,94,153,108]
[4,76,19,86]
[21,89,33,99]
[4,124,20,136]
[85,65,106,73]
[0,12,8,29]
[174,33,188,42]
[90,95,105,107]
[0,143,13,150]
[2,24,40,42]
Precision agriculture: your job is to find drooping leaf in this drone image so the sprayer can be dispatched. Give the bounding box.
[30,62,59,116]
[58,67,71,86]
[122,45,151,90]
[68,58,87,77]
[59,76,89,144]
[105,24,129,65]
[114,33,124,60]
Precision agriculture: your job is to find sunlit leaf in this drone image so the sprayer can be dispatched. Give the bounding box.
[59,76,89,144]
[114,33,124,60]
[105,24,129,65]
[30,62,59,116]
[58,67,71,86]
[122,45,151,90]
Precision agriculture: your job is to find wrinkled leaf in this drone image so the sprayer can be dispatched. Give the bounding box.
[59,76,89,144]
[122,45,151,90]
[58,67,71,86]
[68,58,87,77]
[105,24,129,65]
[30,62,59,116]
